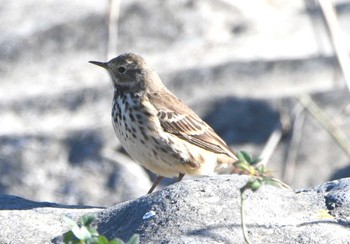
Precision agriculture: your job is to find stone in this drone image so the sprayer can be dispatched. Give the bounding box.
[0,194,102,243]
[94,175,350,243]
[2,175,349,243]
[1,0,350,206]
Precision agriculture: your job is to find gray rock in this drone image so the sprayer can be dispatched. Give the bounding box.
[94,175,350,243]
[1,0,350,206]
[308,177,350,223]
[0,194,102,243]
[0,134,152,206]
[0,2,349,243]
[1,175,350,243]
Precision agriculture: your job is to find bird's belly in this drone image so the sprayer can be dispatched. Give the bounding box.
[112,108,184,177]
[111,94,227,178]
[113,126,181,177]
[113,119,224,178]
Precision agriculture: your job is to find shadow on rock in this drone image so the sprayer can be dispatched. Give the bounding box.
[0,194,102,210]
[203,97,280,144]
[65,129,104,165]
[330,164,350,181]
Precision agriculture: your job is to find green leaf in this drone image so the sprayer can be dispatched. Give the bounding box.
[62,213,140,244]
[86,236,100,244]
[238,151,261,165]
[87,227,99,237]
[108,241,118,244]
[250,180,262,191]
[111,238,125,244]
[97,236,110,244]
[63,230,76,244]
[71,226,92,241]
[238,151,251,163]
[126,234,140,244]
[250,158,261,165]
[80,214,96,227]
[63,216,79,228]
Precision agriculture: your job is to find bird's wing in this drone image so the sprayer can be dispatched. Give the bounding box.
[149,91,237,159]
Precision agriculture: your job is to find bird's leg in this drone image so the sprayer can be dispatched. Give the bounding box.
[177,173,185,182]
[147,176,164,194]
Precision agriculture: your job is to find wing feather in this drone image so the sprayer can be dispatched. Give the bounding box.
[149,91,237,159]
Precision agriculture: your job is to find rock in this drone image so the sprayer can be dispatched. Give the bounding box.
[94,175,350,243]
[0,134,152,206]
[1,0,350,205]
[0,194,102,243]
[309,177,350,223]
[2,175,349,243]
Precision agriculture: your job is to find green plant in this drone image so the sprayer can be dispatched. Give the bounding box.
[236,151,288,244]
[63,214,139,244]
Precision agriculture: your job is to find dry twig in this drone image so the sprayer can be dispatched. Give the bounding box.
[283,104,305,183]
[317,0,350,91]
[298,94,350,158]
[258,127,283,167]
[259,102,291,167]
[107,0,120,59]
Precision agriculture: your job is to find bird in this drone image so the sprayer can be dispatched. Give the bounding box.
[89,53,238,194]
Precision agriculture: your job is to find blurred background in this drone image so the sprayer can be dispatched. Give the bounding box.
[0,0,350,206]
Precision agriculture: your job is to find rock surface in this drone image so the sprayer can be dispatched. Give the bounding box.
[0,194,102,243]
[1,0,350,206]
[94,175,350,243]
[1,175,350,243]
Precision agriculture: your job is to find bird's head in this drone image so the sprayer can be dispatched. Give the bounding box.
[89,53,164,93]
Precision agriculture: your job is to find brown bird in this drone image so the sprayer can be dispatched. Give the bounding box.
[89,53,238,194]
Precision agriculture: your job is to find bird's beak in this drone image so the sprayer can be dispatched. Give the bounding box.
[89,60,108,69]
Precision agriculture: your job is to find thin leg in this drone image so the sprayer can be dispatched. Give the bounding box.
[147,176,164,194]
[177,173,185,182]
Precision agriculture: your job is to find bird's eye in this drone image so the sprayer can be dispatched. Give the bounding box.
[118,66,126,74]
